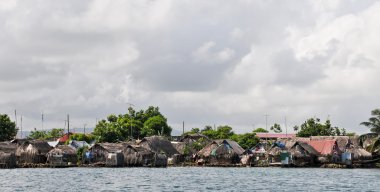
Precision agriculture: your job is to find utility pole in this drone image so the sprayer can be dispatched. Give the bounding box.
[15,110,18,129]
[182,121,185,135]
[264,114,270,149]
[84,124,87,135]
[285,116,288,136]
[126,103,135,139]
[67,114,70,134]
[264,114,270,132]
[41,111,44,130]
[20,116,23,139]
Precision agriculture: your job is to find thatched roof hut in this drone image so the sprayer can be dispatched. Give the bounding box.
[310,136,350,152]
[197,139,244,165]
[0,142,17,153]
[171,141,199,156]
[89,143,127,167]
[15,140,52,164]
[345,147,372,161]
[68,140,90,150]
[123,145,158,167]
[47,145,77,166]
[288,142,319,166]
[180,133,211,143]
[10,139,28,145]
[306,140,341,163]
[358,133,379,151]
[0,152,16,168]
[267,140,296,163]
[0,142,17,168]
[138,136,179,157]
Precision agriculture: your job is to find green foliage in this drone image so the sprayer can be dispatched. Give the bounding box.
[28,130,48,140]
[252,128,268,133]
[360,109,380,134]
[270,123,282,133]
[183,127,201,136]
[296,118,346,137]
[76,146,88,164]
[370,137,380,153]
[183,145,191,156]
[202,125,213,132]
[198,125,259,149]
[0,114,17,141]
[142,115,172,137]
[28,128,64,140]
[201,125,234,140]
[70,133,95,143]
[48,128,64,139]
[231,132,259,150]
[192,128,200,133]
[191,141,204,151]
[93,106,171,142]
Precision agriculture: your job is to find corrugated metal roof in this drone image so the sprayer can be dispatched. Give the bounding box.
[256,133,296,139]
[58,133,72,143]
[306,140,337,155]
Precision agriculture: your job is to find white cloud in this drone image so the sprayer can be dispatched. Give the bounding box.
[192,41,235,64]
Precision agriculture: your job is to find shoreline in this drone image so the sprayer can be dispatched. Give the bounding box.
[4,163,379,169]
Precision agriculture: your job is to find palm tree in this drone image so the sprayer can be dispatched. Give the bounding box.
[360,109,380,134]
[270,123,282,133]
[371,137,380,153]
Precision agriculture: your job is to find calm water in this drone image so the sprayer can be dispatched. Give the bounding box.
[0,167,379,191]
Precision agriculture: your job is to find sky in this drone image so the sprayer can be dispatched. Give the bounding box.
[0,0,379,135]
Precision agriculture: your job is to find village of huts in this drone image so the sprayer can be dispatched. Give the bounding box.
[0,131,379,169]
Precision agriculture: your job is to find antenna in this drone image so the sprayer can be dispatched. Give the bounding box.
[264,114,270,149]
[264,114,270,132]
[285,116,288,136]
[20,116,23,139]
[67,114,70,133]
[15,110,18,129]
[41,111,44,130]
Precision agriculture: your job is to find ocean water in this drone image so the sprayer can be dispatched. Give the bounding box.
[0,167,379,191]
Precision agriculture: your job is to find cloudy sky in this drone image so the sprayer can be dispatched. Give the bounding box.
[1,0,379,135]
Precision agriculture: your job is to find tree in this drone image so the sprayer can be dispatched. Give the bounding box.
[93,106,171,142]
[252,128,268,133]
[46,128,64,140]
[70,133,96,143]
[231,132,259,149]
[28,130,48,140]
[202,125,213,132]
[370,137,380,153]
[360,109,380,134]
[296,118,346,137]
[202,125,234,139]
[270,123,282,133]
[183,128,200,135]
[293,125,299,132]
[0,114,17,141]
[142,115,172,137]
[93,119,120,142]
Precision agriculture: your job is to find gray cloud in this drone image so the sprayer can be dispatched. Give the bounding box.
[0,0,379,134]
